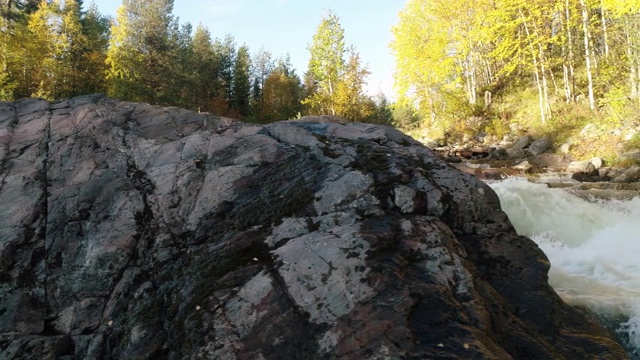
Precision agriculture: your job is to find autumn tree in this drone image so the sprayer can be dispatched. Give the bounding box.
[391,0,640,131]
[334,46,372,120]
[257,55,303,121]
[24,0,91,99]
[303,10,345,115]
[303,10,372,120]
[106,0,187,104]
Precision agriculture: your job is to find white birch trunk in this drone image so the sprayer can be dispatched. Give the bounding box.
[579,0,596,110]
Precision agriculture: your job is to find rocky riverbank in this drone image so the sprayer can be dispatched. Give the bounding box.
[432,133,640,188]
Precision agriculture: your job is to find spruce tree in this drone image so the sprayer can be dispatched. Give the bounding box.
[232,44,252,116]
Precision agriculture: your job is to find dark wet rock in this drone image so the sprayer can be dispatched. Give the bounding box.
[571,172,611,182]
[0,96,627,359]
[443,155,462,163]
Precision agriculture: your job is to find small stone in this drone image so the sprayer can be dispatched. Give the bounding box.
[513,160,532,171]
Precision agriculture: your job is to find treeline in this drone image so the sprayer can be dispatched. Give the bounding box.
[392,0,640,133]
[0,0,391,123]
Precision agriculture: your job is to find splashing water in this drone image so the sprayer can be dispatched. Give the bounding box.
[490,178,640,355]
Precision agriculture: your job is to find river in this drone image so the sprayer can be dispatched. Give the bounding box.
[490,178,640,357]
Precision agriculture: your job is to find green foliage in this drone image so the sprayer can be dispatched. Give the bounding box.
[303,10,372,120]
[600,85,640,127]
[1,1,380,126]
[304,10,345,115]
[252,55,303,122]
[232,45,252,116]
[391,99,421,131]
[106,0,190,105]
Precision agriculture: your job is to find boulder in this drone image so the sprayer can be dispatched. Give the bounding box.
[527,153,573,171]
[513,160,532,172]
[0,96,626,359]
[612,165,640,183]
[511,134,533,150]
[620,150,640,161]
[526,136,551,156]
[567,160,597,174]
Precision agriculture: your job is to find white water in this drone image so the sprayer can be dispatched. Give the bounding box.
[490,178,640,354]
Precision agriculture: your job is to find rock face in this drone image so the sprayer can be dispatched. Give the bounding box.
[0,95,626,359]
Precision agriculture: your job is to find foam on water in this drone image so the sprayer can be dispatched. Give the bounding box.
[490,178,640,353]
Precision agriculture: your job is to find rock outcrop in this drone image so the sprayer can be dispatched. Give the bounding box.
[0,95,626,359]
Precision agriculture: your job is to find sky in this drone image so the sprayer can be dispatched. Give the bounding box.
[90,0,406,98]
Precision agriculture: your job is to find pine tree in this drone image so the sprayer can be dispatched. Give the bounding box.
[190,24,219,112]
[57,0,88,98]
[232,44,252,117]
[77,2,110,95]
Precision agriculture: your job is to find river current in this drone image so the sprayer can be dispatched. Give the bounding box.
[490,178,640,356]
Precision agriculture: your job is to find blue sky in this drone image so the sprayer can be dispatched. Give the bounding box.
[90,0,405,98]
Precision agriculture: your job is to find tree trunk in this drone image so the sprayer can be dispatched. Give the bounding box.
[519,9,547,124]
[579,0,595,110]
[625,17,640,105]
[600,0,609,57]
[564,0,576,102]
[470,53,477,104]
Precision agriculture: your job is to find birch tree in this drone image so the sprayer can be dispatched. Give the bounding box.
[303,10,345,115]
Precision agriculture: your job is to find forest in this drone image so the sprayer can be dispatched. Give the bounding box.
[0,0,390,123]
[3,0,640,163]
[392,0,640,162]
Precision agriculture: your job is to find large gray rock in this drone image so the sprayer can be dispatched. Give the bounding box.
[526,136,551,156]
[0,96,626,359]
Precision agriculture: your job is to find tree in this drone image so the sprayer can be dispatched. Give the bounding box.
[0,0,25,99]
[391,0,463,126]
[303,10,346,115]
[232,44,252,116]
[258,55,303,121]
[105,0,184,104]
[303,10,372,120]
[251,47,273,102]
[333,46,371,120]
[189,23,219,112]
[24,0,61,98]
[76,2,110,95]
[208,34,236,115]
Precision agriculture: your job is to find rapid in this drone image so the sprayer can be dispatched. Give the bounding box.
[490,178,640,357]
